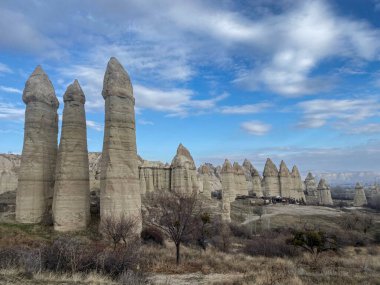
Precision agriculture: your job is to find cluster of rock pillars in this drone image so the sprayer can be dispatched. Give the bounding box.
[14,57,367,233]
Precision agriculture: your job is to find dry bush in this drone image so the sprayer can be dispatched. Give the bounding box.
[100,214,139,250]
[244,229,298,258]
[209,217,232,252]
[229,222,252,239]
[141,226,165,246]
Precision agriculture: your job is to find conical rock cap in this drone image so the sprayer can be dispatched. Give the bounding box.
[63,80,85,104]
[102,57,133,99]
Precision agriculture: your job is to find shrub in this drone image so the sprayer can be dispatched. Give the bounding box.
[141,226,164,245]
[244,230,297,257]
[209,218,232,252]
[229,222,252,239]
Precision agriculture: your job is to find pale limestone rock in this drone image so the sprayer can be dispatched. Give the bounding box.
[242,159,263,197]
[304,172,319,204]
[139,160,171,194]
[220,159,234,222]
[291,166,306,201]
[52,80,90,231]
[100,57,141,231]
[16,66,59,223]
[353,182,367,207]
[170,144,199,194]
[0,154,20,195]
[262,158,280,197]
[317,178,333,205]
[198,164,212,198]
[233,162,248,196]
[279,160,292,198]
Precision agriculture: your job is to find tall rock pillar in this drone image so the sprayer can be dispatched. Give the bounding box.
[353,182,367,207]
[52,80,90,231]
[317,179,333,206]
[100,57,142,232]
[279,160,292,198]
[291,166,306,201]
[262,158,280,197]
[16,66,59,223]
[220,159,235,222]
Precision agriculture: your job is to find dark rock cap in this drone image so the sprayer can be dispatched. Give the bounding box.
[63,80,86,104]
[23,65,59,108]
[102,57,133,99]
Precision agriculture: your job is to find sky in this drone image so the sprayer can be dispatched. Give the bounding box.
[1,0,380,174]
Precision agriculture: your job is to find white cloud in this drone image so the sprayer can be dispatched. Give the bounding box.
[0,85,22,94]
[0,63,12,74]
[86,120,103,131]
[0,102,24,121]
[138,119,154,125]
[241,121,271,135]
[220,103,271,114]
[297,98,380,128]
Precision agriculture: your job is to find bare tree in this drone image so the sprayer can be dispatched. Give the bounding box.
[253,206,264,220]
[144,190,199,265]
[100,214,138,250]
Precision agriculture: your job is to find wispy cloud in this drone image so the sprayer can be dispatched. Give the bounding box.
[86,120,103,131]
[0,102,24,121]
[0,63,12,74]
[297,98,380,128]
[138,119,154,125]
[241,121,271,135]
[220,103,271,114]
[0,85,22,94]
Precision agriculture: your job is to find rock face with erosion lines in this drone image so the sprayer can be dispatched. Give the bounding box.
[52,80,90,231]
[170,144,199,194]
[353,182,367,207]
[262,158,280,197]
[16,66,59,224]
[100,57,142,232]
[304,172,319,204]
[318,178,333,206]
[220,159,235,222]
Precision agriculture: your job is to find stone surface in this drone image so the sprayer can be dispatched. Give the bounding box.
[262,158,280,197]
[139,160,171,194]
[52,80,90,231]
[198,164,212,198]
[0,154,20,195]
[291,166,306,201]
[100,57,142,231]
[279,160,292,198]
[317,178,333,205]
[220,159,234,222]
[353,182,367,207]
[304,172,319,204]
[16,66,59,223]
[170,144,199,194]
[233,162,247,196]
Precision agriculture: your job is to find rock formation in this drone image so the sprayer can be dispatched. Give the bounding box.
[304,172,319,204]
[262,158,280,197]
[220,159,235,221]
[198,164,212,198]
[317,178,333,206]
[170,144,199,194]
[52,80,90,231]
[100,57,141,232]
[233,162,247,196]
[0,154,19,195]
[16,66,59,223]
[353,182,367,207]
[279,161,292,198]
[139,160,171,194]
[291,166,305,201]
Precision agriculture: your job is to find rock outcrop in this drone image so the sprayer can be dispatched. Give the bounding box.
[170,144,199,194]
[220,159,234,222]
[100,57,141,232]
[304,172,319,204]
[0,154,19,195]
[291,166,306,201]
[52,80,90,231]
[139,160,171,194]
[262,158,280,197]
[233,162,247,196]
[353,183,367,207]
[198,164,212,198]
[16,66,59,223]
[317,179,333,206]
[279,161,292,198]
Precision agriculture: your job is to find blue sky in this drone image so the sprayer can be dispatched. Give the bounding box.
[1,0,380,173]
